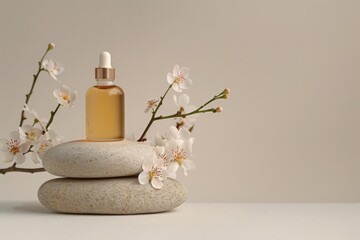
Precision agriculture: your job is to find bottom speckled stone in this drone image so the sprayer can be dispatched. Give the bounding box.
[38,177,187,214]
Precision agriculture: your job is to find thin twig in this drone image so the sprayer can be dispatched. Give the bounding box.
[45,104,61,130]
[0,164,45,174]
[19,48,50,127]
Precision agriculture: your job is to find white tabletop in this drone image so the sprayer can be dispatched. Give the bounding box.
[1,202,359,240]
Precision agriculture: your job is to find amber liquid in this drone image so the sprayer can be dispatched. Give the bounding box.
[86,83,125,141]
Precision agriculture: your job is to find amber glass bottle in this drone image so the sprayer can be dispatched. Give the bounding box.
[86,51,125,141]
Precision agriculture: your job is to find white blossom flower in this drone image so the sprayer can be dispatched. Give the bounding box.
[0,131,30,164]
[45,128,63,146]
[155,126,194,149]
[138,154,166,189]
[53,85,77,107]
[166,126,194,147]
[19,125,42,144]
[23,104,48,128]
[165,139,195,177]
[144,98,159,113]
[42,59,64,81]
[31,139,52,163]
[167,65,192,92]
[173,93,197,129]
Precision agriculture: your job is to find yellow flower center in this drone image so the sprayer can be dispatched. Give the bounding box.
[6,139,21,155]
[172,147,186,166]
[174,73,185,84]
[149,167,162,179]
[61,93,71,102]
[38,143,49,153]
[10,146,20,155]
[174,76,184,84]
[27,131,37,141]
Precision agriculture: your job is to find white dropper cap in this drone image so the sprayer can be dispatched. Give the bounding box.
[99,51,112,68]
[95,51,115,80]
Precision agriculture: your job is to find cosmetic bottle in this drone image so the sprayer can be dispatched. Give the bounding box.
[86,51,125,141]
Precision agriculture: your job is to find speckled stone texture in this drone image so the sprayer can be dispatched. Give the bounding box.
[38,177,187,214]
[43,140,154,178]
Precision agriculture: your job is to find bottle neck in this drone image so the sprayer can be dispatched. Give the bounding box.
[96,80,114,86]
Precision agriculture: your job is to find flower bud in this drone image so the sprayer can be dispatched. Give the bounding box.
[223,88,230,94]
[214,107,223,113]
[222,94,229,99]
[48,43,55,50]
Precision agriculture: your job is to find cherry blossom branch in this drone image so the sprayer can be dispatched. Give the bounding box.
[137,88,229,142]
[153,91,225,121]
[0,163,45,175]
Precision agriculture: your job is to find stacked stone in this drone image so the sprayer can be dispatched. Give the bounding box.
[38,140,187,214]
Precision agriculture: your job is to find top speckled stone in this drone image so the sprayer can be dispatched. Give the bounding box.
[42,140,154,178]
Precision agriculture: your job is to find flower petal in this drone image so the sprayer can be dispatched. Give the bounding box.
[154,146,165,156]
[138,171,150,185]
[182,77,193,89]
[49,72,57,81]
[172,83,182,93]
[0,138,8,151]
[184,139,194,155]
[71,90,78,102]
[31,152,41,164]
[173,65,180,76]
[41,59,49,69]
[180,67,190,77]
[33,128,43,139]
[58,98,68,106]
[53,89,60,98]
[61,85,71,93]
[167,73,174,85]
[167,161,179,173]
[165,139,183,153]
[167,126,180,139]
[9,131,20,141]
[154,158,164,168]
[18,127,27,140]
[151,178,164,189]
[173,94,178,107]
[178,93,190,107]
[20,142,31,153]
[155,133,165,147]
[182,160,196,171]
[142,158,153,172]
[14,153,25,164]
[179,127,191,139]
[1,152,14,163]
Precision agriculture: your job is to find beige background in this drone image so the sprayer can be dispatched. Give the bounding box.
[0,0,359,202]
